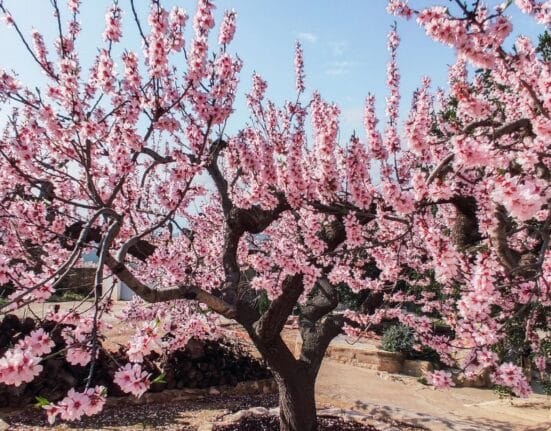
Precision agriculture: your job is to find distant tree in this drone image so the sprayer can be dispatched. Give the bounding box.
[537,30,551,61]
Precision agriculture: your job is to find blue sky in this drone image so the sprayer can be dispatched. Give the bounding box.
[0,1,544,138]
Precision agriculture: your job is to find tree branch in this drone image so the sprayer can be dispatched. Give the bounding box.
[105,254,237,318]
[254,274,303,343]
[427,118,533,184]
[300,278,339,323]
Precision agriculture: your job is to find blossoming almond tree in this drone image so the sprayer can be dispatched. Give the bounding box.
[0,0,549,429]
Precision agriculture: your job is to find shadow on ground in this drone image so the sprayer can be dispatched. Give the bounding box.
[354,400,550,431]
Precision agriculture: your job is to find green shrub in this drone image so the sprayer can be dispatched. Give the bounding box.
[255,290,271,315]
[381,324,414,355]
[417,376,428,385]
[493,384,514,399]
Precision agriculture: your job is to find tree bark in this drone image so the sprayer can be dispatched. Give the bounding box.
[275,370,317,431]
[242,328,321,431]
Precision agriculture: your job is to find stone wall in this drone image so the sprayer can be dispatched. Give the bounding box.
[287,332,434,377]
[55,267,97,296]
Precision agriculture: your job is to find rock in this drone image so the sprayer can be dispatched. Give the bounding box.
[224,410,247,423]
[454,368,492,388]
[402,360,434,377]
[248,406,269,415]
[376,353,404,373]
[0,419,8,431]
[217,407,274,426]
[208,387,221,395]
[183,387,205,395]
[354,350,403,373]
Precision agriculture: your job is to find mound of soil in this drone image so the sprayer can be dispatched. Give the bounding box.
[0,314,271,408]
[162,339,272,390]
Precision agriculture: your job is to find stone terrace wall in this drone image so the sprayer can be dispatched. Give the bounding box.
[55,267,96,296]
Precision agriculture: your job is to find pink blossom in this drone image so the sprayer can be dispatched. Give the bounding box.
[493,362,532,397]
[294,41,305,94]
[44,386,106,424]
[103,4,122,42]
[492,175,550,221]
[477,349,498,368]
[426,370,455,389]
[17,328,54,356]
[67,0,80,14]
[127,322,161,362]
[364,94,386,160]
[387,0,413,19]
[114,363,151,398]
[0,348,42,386]
[66,346,92,366]
[218,9,236,45]
[59,388,91,421]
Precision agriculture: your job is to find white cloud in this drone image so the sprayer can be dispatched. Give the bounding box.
[329,41,348,57]
[342,107,363,126]
[325,61,354,75]
[297,32,318,43]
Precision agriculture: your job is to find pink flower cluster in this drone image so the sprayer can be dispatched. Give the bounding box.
[145,4,170,78]
[67,0,80,14]
[18,328,55,356]
[103,4,122,42]
[0,349,42,386]
[218,9,236,45]
[364,95,386,161]
[294,42,305,94]
[405,77,431,155]
[187,0,215,81]
[127,322,161,362]
[113,363,151,398]
[168,6,188,52]
[426,370,455,389]
[60,317,107,367]
[44,386,106,424]
[0,329,54,387]
[387,0,413,19]
[492,363,532,397]
[515,0,551,25]
[492,175,550,222]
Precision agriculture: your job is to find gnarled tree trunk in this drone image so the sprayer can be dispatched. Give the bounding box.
[254,339,320,431]
[241,301,343,431]
[275,369,317,431]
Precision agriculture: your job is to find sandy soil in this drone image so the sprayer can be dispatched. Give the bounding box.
[316,359,550,431]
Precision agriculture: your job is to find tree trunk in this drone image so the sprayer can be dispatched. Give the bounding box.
[237,277,343,431]
[275,371,317,431]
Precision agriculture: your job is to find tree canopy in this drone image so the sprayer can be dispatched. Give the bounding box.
[0,1,549,429]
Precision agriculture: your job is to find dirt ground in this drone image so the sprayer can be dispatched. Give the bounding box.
[3,301,550,431]
[315,359,550,431]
